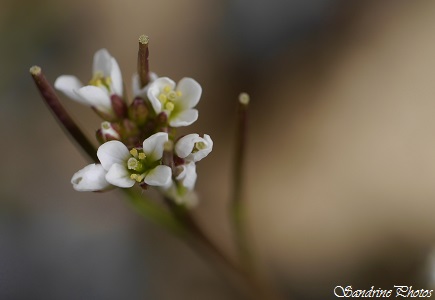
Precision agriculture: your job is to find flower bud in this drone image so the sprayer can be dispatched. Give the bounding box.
[111,94,128,119]
[96,122,121,143]
[128,97,149,126]
[101,121,121,140]
[122,119,137,133]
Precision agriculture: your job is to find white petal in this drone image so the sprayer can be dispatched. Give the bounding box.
[132,72,158,98]
[169,109,198,127]
[93,48,112,76]
[175,78,202,109]
[54,75,86,103]
[105,163,135,188]
[189,134,213,162]
[142,132,168,161]
[110,57,123,96]
[75,86,112,115]
[71,164,111,191]
[177,162,197,190]
[97,140,130,171]
[147,77,176,114]
[175,134,199,158]
[144,165,172,187]
[101,121,120,139]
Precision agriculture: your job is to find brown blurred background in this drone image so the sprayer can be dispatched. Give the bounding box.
[2,0,435,299]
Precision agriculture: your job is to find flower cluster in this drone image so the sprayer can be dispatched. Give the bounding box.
[57,48,212,207]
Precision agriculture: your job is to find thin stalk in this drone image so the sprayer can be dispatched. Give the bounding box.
[231,93,255,272]
[30,66,97,162]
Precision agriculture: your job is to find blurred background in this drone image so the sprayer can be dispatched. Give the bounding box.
[2,0,435,299]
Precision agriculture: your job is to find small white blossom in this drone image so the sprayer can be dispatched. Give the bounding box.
[175,161,197,190]
[162,134,212,207]
[71,164,111,192]
[147,77,201,127]
[54,49,123,116]
[71,132,172,191]
[164,162,199,207]
[175,134,213,162]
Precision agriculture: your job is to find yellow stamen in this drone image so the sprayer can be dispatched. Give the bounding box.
[158,94,167,104]
[176,91,182,97]
[130,148,138,158]
[167,91,177,101]
[165,102,175,111]
[130,174,138,180]
[89,72,112,90]
[136,174,145,182]
[138,153,146,160]
[163,85,171,93]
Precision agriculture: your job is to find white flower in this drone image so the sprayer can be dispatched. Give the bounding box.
[175,134,213,162]
[54,48,123,116]
[71,164,111,192]
[175,161,197,190]
[71,132,172,191]
[164,163,199,207]
[147,77,201,127]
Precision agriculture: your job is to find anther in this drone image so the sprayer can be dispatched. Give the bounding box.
[165,102,175,111]
[158,94,167,104]
[130,148,138,158]
[167,91,177,101]
[138,153,146,160]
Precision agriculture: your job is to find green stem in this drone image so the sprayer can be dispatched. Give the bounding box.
[123,189,185,236]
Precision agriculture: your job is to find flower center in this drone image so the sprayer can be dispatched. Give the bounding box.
[158,85,182,112]
[89,71,112,92]
[127,148,149,182]
[192,141,206,153]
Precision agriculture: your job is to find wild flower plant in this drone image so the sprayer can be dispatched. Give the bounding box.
[30,35,284,300]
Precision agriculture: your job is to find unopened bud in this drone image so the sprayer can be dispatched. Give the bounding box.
[122,119,138,137]
[128,97,149,126]
[101,121,121,141]
[111,94,127,119]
